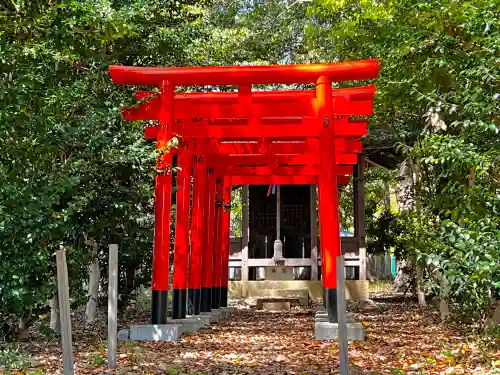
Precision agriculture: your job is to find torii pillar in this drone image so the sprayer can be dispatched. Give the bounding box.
[151,81,174,325]
[316,76,342,323]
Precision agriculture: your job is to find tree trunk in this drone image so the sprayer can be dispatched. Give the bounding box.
[17,306,32,341]
[384,250,392,280]
[484,300,500,330]
[383,182,393,280]
[384,181,391,209]
[50,292,61,333]
[395,162,415,293]
[396,161,414,211]
[394,259,412,293]
[415,264,426,307]
[84,236,100,323]
[433,269,450,322]
[413,162,426,306]
[365,254,376,282]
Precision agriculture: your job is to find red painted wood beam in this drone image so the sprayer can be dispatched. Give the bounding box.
[136,86,375,102]
[123,97,373,120]
[143,119,367,140]
[207,154,319,167]
[231,175,316,185]
[230,175,350,185]
[124,86,376,121]
[109,59,381,86]
[225,165,352,176]
[210,140,312,155]
[175,122,320,139]
[205,139,361,156]
[205,151,361,167]
[334,138,363,165]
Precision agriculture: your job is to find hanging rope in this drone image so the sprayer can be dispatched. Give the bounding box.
[273,185,284,264]
[276,185,281,240]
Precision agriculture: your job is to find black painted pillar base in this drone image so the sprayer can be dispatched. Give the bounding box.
[324,287,338,323]
[219,286,228,308]
[200,287,212,313]
[172,289,187,319]
[211,287,221,309]
[152,290,168,324]
[188,288,201,316]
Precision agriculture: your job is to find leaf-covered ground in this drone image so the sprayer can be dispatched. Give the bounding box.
[12,300,500,375]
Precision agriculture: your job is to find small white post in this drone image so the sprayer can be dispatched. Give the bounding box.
[55,246,74,375]
[336,256,349,375]
[241,185,249,281]
[108,244,118,369]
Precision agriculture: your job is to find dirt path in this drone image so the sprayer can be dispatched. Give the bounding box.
[24,301,499,374]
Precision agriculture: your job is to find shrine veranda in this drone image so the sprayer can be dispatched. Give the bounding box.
[109,59,381,329]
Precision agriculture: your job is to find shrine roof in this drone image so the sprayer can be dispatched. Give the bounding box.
[365,146,402,170]
[109,59,380,87]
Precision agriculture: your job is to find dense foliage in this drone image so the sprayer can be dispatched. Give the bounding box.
[0,0,498,342]
[306,0,500,321]
[0,0,207,338]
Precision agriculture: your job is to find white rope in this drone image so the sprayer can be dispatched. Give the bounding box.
[273,185,284,263]
[276,185,281,240]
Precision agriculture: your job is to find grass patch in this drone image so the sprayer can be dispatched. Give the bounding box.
[0,345,31,373]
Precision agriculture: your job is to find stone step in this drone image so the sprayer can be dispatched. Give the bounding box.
[220,307,237,319]
[201,310,221,324]
[315,310,354,323]
[314,322,364,341]
[129,324,184,341]
[168,317,203,332]
[187,314,211,326]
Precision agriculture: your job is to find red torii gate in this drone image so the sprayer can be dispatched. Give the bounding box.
[109,59,380,324]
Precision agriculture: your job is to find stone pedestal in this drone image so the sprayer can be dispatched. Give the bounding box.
[129,324,184,341]
[315,310,354,323]
[201,310,221,324]
[187,314,211,326]
[314,321,364,341]
[117,329,130,341]
[220,307,237,319]
[169,317,203,332]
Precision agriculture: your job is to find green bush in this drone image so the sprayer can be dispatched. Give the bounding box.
[0,345,30,372]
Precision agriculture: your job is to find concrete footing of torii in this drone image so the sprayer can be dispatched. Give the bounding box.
[117,307,237,342]
[314,310,365,341]
[116,306,366,342]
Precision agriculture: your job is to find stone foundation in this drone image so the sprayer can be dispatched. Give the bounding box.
[187,314,211,326]
[168,317,203,332]
[128,324,184,341]
[314,321,364,341]
[228,280,369,302]
[220,307,237,319]
[315,310,354,323]
[201,310,221,324]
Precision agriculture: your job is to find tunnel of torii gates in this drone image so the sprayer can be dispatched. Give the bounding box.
[109,59,381,325]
